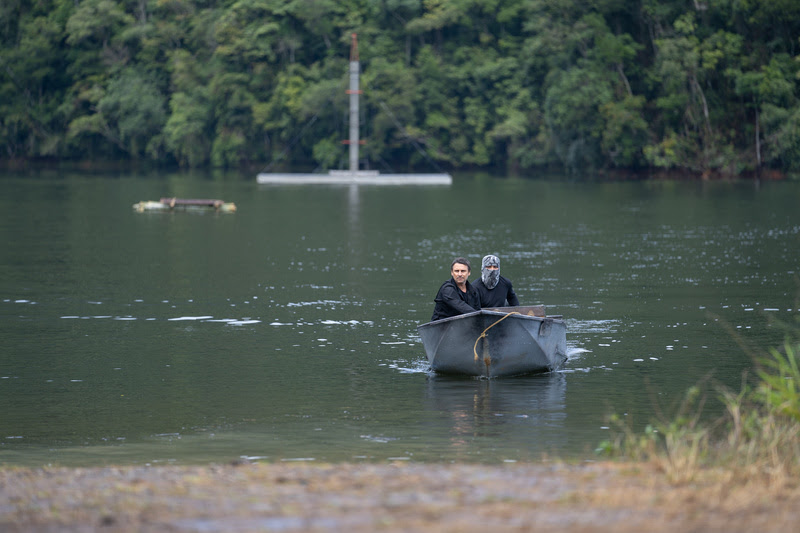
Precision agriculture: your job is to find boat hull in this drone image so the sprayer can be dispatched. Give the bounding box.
[417,307,567,378]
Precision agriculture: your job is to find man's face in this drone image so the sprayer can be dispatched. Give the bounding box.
[451,263,470,284]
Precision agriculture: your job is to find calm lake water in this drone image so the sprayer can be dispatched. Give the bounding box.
[1,170,798,467]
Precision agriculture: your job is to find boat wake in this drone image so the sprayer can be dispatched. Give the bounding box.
[566,318,623,334]
[383,358,432,374]
[566,347,591,358]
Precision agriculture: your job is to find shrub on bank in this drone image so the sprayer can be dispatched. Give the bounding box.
[598,325,800,484]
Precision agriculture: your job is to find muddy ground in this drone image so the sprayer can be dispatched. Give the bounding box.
[2,461,799,532]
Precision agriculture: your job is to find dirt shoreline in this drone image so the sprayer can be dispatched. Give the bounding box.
[2,461,799,532]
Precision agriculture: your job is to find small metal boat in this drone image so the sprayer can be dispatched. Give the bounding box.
[417,306,567,378]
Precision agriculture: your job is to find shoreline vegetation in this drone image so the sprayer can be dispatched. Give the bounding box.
[3,328,799,531]
[0,160,792,182]
[3,2,800,177]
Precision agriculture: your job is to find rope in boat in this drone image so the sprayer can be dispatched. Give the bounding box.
[473,312,521,363]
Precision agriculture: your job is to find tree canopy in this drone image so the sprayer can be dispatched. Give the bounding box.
[2,0,799,176]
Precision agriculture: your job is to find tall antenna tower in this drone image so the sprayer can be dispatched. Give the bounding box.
[346,33,363,172]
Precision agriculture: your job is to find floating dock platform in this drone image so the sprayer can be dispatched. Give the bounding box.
[133,198,237,213]
[256,170,451,186]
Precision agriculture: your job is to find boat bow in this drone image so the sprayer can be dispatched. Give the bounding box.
[417,307,567,378]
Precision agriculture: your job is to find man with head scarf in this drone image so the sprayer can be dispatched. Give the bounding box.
[474,254,520,308]
[430,257,481,321]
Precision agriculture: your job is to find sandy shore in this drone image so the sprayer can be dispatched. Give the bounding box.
[2,461,799,532]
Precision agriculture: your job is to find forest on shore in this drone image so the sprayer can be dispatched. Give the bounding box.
[2,0,800,177]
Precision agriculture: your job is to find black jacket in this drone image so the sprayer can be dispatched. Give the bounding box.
[474,276,520,308]
[430,278,481,321]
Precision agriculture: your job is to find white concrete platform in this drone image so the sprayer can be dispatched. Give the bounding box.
[256,170,452,185]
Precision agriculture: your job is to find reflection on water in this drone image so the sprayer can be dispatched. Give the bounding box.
[424,373,567,459]
[2,172,799,466]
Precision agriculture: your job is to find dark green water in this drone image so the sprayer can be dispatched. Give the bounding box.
[1,170,798,466]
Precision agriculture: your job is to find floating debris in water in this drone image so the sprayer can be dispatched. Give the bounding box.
[287,300,348,308]
[360,435,398,443]
[133,198,236,213]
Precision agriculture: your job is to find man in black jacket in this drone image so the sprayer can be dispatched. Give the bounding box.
[430,257,481,321]
[474,254,520,308]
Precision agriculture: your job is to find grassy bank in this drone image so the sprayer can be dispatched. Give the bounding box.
[597,316,800,488]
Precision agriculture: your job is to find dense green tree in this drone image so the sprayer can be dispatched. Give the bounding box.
[412,45,461,166]
[164,90,212,167]
[0,6,69,157]
[2,0,800,176]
